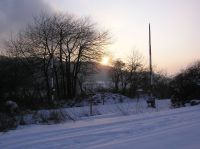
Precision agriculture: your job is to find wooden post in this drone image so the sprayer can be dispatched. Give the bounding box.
[90,99,93,116]
[90,98,93,116]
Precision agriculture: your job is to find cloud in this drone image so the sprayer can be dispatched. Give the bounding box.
[0,0,53,47]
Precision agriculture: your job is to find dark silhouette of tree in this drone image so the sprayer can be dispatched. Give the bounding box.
[126,51,144,97]
[170,61,200,106]
[5,13,110,104]
[110,59,125,92]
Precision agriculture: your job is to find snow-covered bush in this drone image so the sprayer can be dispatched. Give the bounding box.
[48,110,66,123]
[5,100,19,115]
[37,109,74,124]
[190,100,200,106]
[38,112,49,123]
[0,113,18,132]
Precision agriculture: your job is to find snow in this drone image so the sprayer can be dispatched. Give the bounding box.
[23,97,171,124]
[1,102,200,149]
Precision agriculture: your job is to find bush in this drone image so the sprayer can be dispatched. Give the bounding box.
[48,110,65,123]
[116,104,130,115]
[38,112,49,123]
[190,100,200,106]
[0,113,18,132]
[38,109,74,124]
[170,61,200,103]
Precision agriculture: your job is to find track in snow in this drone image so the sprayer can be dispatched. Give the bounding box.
[0,106,200,149]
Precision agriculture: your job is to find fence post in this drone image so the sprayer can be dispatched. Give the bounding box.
[89,97,93,116]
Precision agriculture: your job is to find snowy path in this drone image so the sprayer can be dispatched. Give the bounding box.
[1,106,200,149]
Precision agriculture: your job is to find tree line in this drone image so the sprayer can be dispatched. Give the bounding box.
[110,55,200,105]
[110,51,170,98]
[1,13,109,109]
[170,61,200,106]
[0,12,199,110]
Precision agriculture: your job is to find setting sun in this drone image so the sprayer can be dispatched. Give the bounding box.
[101,56,109,65]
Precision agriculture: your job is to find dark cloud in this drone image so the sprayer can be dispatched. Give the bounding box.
[0,0,53,48]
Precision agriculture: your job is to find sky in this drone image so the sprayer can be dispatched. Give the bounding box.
[0,0,200,74]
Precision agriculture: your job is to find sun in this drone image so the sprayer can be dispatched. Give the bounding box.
[101,56,110,65]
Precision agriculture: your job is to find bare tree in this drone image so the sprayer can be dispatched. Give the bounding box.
[60,17,109,98]
[5,13,110,102]
[126,50,144,96]
[110,59,125,92]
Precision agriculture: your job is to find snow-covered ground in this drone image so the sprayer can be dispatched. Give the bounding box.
[23,96,171,124]
[0,101,200,149]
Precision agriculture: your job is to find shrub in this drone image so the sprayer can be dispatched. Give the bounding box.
[38,112,49,123]
[38,109,74,124]
[0,113,18,132]
[48,110,65,123]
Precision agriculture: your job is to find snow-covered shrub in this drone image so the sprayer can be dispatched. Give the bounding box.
[5,100,19,115]
[190,100,200,106]
[0,113,18,132]
[48,110,66,123]
[91,106,101,116]
[38,112,49,123]
[37,109,74,124]
[19,115,26,125]
[116,104,130,115]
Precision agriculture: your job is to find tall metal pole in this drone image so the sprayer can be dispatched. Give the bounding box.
[149,23,153,97]
[147,23,156,108]
[51,55,54,101]
[50,41,55,102]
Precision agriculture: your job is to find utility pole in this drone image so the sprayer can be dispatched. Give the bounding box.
[149,23,153,97]
[51,53,55,102]
[147,23,155,108]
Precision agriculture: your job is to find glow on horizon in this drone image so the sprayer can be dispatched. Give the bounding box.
[46,0,200,74]
[101,56,110,66]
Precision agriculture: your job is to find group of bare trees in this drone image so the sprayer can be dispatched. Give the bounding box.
[3,12,197,110]
[5,13,109,103]
[110,52,200,101]
[110,51,145,96]
[110,51,171,98]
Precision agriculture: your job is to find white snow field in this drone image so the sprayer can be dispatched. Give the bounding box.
[1,102,200,149]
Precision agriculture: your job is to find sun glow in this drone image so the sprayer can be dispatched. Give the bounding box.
[101,56,110,65]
